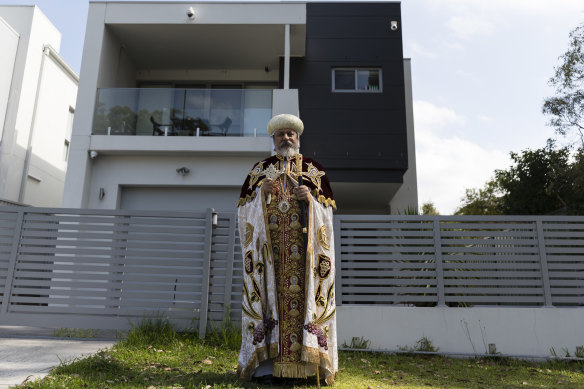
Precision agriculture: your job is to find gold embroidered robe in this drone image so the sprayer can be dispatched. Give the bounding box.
[237,154,338,385]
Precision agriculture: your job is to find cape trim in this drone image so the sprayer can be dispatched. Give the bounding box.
[237,342,279,381]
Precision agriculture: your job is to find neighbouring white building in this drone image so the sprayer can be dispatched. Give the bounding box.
[64,1,417,213]
[0,5,79,207]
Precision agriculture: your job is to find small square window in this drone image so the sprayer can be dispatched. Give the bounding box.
[357,69,380,91]
[332,68,382,93]
[334,70,356,90]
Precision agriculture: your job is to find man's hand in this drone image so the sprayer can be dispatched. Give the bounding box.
[294,185,311,202]
[262,178,274,196]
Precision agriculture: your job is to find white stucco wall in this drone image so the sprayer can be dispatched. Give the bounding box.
[23,53,77,207]
[9,7,61,149]
[338,306,584,358]
[0,6,77,205]
[0,16,19,143]
[84,154,267,210]
[99,25,136,89]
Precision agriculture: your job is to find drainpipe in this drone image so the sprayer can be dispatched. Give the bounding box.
[18,45,78,203]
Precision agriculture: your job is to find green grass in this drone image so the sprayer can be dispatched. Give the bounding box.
[13,319,584,389]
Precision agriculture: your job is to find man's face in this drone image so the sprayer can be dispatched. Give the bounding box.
[273,128,298,154]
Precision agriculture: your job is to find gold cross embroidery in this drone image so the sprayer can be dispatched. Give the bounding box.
[247,162,264,189]
[303,162,325,191]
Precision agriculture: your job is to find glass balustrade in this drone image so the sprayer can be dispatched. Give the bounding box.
[92,88,273,137]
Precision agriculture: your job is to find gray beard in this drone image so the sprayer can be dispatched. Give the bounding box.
[275,140,300,158]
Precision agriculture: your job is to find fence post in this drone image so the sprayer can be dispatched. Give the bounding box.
[223,212,237,321]
[333,217,343,306]
[535,219,553,307]
[1,210,25,315]
[198,208,214,338]
[433,219,446,307]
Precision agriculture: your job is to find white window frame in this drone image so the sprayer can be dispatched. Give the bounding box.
[332,68,383,93]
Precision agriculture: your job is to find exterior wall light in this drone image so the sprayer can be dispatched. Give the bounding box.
[390,21,398,31]
[176,167,190,176]
[187,7,195,20]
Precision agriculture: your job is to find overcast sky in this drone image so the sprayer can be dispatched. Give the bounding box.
[2,0,583,214]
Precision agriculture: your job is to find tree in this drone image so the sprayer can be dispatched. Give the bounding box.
[563,148,584,214]
[421,201,439,215]
[543,23,584,145]
[456,141,584,215]
[455,180,502,215]
[495,141,572,215]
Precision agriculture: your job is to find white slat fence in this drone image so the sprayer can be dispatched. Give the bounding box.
[334,215,584,307]
[0,208,583,333]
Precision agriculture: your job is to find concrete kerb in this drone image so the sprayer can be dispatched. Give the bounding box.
[0,326,117,388]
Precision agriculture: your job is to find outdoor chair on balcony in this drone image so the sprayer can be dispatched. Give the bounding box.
[151,116,176,136]
[206,116,232,136]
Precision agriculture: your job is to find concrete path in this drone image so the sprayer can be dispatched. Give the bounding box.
[0,327,116,388]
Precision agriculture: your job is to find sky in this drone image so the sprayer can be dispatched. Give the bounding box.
[2,0,583,214]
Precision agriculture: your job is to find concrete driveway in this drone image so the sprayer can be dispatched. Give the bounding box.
[0,327,116,388]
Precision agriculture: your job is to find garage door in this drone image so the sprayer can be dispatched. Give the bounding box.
[120,186,240,212]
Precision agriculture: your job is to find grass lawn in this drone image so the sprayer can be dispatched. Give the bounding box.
[14,320,584,389]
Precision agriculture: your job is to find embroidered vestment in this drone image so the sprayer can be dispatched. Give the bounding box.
[236,154,338,384]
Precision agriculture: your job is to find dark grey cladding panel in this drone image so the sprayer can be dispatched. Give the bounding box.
[297,85,406,111]
[307,16,402,39]
[302,133,408,167]
[305,39,403,61]
[294,2,408,184]
[326,168,405,183]
[307,2,402,17]
[299,108,407,135]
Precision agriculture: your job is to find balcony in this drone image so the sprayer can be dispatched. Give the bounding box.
[92,88,273,137]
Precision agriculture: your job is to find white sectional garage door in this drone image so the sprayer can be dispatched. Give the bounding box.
[120,186,240,212]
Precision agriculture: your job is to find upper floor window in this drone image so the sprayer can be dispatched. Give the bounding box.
[63,106,74,161]
[332,68,382,92]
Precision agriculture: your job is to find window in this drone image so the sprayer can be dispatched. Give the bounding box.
[64,107,74,161]
[332,68,382,92]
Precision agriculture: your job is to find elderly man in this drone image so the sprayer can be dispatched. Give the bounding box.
[236,114,338,385]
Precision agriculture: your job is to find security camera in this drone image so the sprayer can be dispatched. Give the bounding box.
[187,7,195,19]
[89,150,98,159]
[390,21,398,31]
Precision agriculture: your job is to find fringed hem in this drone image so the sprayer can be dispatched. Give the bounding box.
[301,346,336,384]
[237,342,279,381]
[274,362,307,379]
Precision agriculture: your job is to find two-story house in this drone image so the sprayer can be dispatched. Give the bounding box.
[63,1,417,214]
[0,5,78,207]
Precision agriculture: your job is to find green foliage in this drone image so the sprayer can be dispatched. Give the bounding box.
[551,346,584,359]
[204,310,242,351]
[15,331,584,389]
[121,316,178,348]
[421,201,440,215]
[342,336,371,349]
[455,179,503,215]
[398,335,440,353]
[495,140,573,215]
[543,23,584,145]
[399,205,420,215]
[456,141,584,215]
